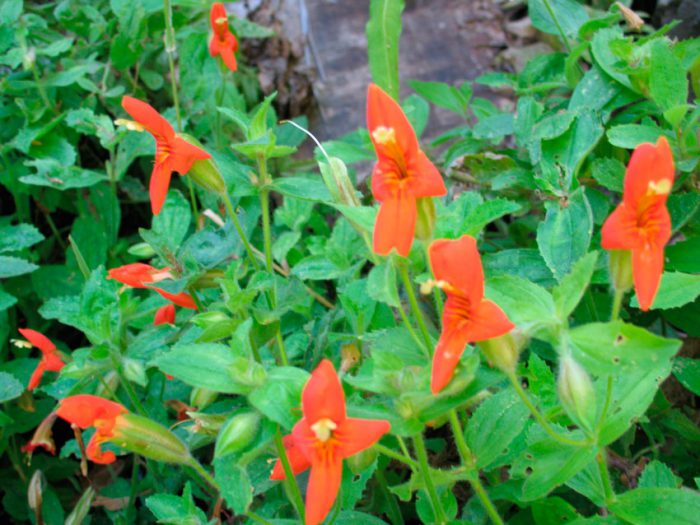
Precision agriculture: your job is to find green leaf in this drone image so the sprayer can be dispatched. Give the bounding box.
[270,176,332,202]
[609,488,700,525]
[214,458,252,514]
[0,255,38,278]
[466,389,529,469]
[484,249,555,287]
[0,287,17,312]
[607,125,665,149]
[529,0,588,38]
[531,497,580,525]
[537,188,593,281]
[154,343,245,394]
[0,371,23,403]
[462,199,521,236]
[145,483,208,524]
[151,190,192,253]
[650,39,688,112]
[569,321,680,376]
[249,367,309,429]
[231,17,275,38]
[590,158,624,193]
[486,274,558,337]
[638,460,682,489]
[673,357,700,396]
[291,256,345,281]
[408,80,471,117]
[367,261,400,307]
[0,223,44,253]
[553,251,598,320]
[366,0,404,100]
[342,459,379,510]
[630,272,700,310]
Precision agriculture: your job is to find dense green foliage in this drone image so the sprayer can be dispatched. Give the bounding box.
[1,0,700,523]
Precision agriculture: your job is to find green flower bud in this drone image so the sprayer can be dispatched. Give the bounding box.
[319,157,360,207]
[178,133,226,195]
[127,242,156,259]
[27,470,44,516]
[478,331,525,374]
[190,388,218,411]
[608,249,633,295]
[214,411,260,458]
[557,356,597,432]
[347,447,378,475]
[415,197,436,241]
[113,413,191,464]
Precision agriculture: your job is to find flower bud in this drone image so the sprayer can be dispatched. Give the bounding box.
[190,387,218,411]
[112,413,191,464]
[22,412,58,457]
[178,133,226,195]
[608,249,633,295]
[415,197,436,241]
[215,411,260,458]
[557,356,597,432]
[347,447,378,475]
[340,343,361,373]
[319,157,360,207]
[27,469,44,515]
[65,487,95,525]
[128,242,156,258]
[192,269,225,289]
[478,331,524,374]
[616,2,644,31]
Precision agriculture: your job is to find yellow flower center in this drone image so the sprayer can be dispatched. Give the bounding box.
[372,126,396,145]
[114,119,145,132]
[310,418,337,442]
[647,179,671,196]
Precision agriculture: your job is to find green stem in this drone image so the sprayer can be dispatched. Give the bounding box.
[396,300,430,357]
[448,410,504,525]
[412,433,447,525]
[375,467,405,525]
[596,451,615,505]
[30,62,54,113]
[507,372,591,447]
[610,288,624,322]
[246,512,275,525]
[162,0,182,130]
[215,61,227,149]
[273,429,306,522]
[188,457,220,492]
[373,443,419,470]
[222,192,260,270]
[398,262,433,353]
[41,205,67,251]
[596,375,614,434]
[542,0,572,52]
[259,188,274,273]
[68,235,91,280]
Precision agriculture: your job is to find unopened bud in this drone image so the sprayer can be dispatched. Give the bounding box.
[319,157,360,207]
[22,411,58,458]
[189,387,218,411]
[395,399,416,420]
[557,356,596,432]
[215,411,260,458]
[128,242,156,258]
[347,447,378,475]
[415,197,436,241]
[608,249,633,295]
[478,331,524,374]
[113,413,191,464]
[27,470,44,515]
[178,133,226,195]
[65,487,95,525]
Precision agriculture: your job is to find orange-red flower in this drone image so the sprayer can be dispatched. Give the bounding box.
[19,328,65,391]
[367,83,446,257]
[121,96,211,215]
[209,2,239,72]
[271,360,390,525]
[108,263,197,310]
[56,395,128,464]
[154,304,177,326]
[601,137,674,311]
[429,236,514,394]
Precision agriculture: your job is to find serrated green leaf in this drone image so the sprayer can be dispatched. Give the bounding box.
[366,0,404,100]
[553,251,598,320]
[609,488,700,525]
[0,223,44,253]
[0,255,39,278]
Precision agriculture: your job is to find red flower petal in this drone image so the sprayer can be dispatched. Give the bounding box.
[107,263,156,288]
[305,453,343,525]
[270,434,312,480]
[373,192,417,257]
[218,46,238,72]
[431,326,471,394]
[302,360,345,425]
[27,361,47,391]
[335,418,390,458]
[19,328,56,354]
[154,289,198,310]
[210,2,228,38]
[56,395,127,430]
[154,304,177,326]
[44,352,66,373]
[633,244,665,311]
[366,83,419,161]
[462,299,514,342]
[429,235,484,305]
[623,136,675,208]
[86,432,117,464]
[149,160,173,216]
[601,203,639,251]
[410,150,447,197]
[170,136,211,175]
[121,96,174,142]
